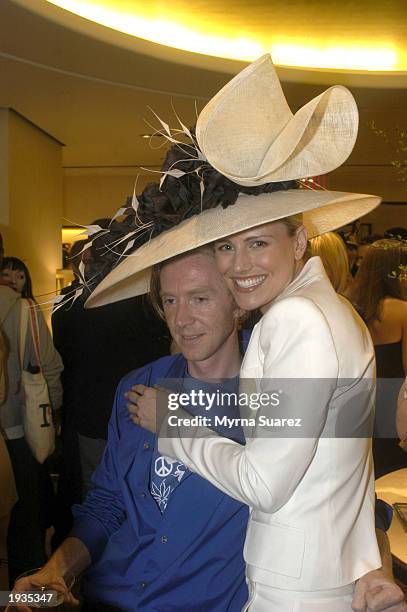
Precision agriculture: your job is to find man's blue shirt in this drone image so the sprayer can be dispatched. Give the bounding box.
[71,354,249,611]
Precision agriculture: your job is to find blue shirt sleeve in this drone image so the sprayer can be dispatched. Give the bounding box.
[375,496,393,532]
[70,379,128,562]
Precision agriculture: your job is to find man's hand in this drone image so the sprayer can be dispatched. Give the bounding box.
[126,384,169,434]
[352,568,407,612]
[6,566,79,611]
[126,384,156,432]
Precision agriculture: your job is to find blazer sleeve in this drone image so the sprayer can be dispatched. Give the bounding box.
[158,297,339,513]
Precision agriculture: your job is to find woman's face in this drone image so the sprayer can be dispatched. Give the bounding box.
[214,221,307,313]
[2,267,26,293]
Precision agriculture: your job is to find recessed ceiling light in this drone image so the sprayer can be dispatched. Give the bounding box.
[44,1,402,71]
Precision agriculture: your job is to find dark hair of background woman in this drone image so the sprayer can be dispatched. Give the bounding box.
[1,256,34,299]
[350,239,407,323]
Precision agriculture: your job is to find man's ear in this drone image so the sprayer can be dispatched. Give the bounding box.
[295,226,308,261]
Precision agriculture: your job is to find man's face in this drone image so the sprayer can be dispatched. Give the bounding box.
[160,253,238,365]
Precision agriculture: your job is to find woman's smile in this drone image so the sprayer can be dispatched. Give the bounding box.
[232,275,267,291]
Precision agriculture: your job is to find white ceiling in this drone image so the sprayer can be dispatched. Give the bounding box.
[0,0,407,183]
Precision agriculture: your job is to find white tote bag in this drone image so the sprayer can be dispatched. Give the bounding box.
[19,299,55,464]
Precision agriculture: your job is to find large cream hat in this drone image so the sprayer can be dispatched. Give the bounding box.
[85,55,381,308]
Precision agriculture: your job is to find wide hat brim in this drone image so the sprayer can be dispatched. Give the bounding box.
[85,189,381,308]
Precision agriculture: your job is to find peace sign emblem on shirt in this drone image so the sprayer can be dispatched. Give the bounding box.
[154,456,173,478]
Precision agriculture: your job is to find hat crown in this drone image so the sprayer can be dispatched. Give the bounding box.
[196,54,358,186]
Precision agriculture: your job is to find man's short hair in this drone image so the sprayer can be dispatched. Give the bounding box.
[149,245,215,320]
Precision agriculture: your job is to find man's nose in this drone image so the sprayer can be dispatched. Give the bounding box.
[175,301,194,327]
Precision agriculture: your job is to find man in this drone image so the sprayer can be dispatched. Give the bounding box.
[13,247,248,611]
[12,247,406,612]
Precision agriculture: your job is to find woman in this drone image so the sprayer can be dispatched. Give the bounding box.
[350,239,407,476]
[350,239,406,377]
[1,257,33,298]
[0,256,62,586]
[156,217,381,611]
[84,56,383,610]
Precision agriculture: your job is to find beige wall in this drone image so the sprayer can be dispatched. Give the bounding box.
[330,166,407,204]
[0,109,63,320]
[329,166,407,233]
[0,110,9,226]
[361,203,407,236]
[63,168,152,226]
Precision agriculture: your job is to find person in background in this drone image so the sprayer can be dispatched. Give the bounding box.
[50,239,89,547]
[310,231,351,294]
[345,237,360,276]
[1,257,33,298]
[50,237,100,547]
[0,258,60,525]
[357,235,384,270]
[350,238,407,477]
[0,247,63,587]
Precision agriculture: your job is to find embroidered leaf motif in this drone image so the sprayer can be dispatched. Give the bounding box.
[151,480,172,510]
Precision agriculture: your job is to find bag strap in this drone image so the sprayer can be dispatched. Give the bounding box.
[19,300,29,371]
[27,299,42,371]
[19,299,42,371]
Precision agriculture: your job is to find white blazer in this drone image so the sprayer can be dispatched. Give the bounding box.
[159,257,381,591]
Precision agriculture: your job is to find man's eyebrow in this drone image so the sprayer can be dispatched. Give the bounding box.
[160,286,214,297]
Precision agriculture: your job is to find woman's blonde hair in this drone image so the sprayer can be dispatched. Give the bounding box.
[310,232,350,294]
